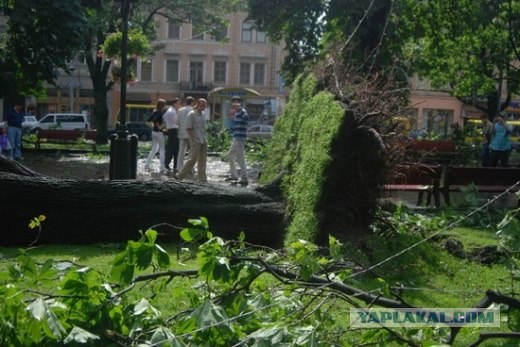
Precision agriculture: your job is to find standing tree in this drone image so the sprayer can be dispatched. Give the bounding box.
[398,0,520,117]
[1,0,242,142]
[0,0,87,98]
[80,0,242,143]
[246,0,408,84]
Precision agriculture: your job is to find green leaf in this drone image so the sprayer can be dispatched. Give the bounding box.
[192,300,229,328]
[151,326,184,346]
[134,298,152,315]
[64,326,100,344]
[129,242,154,269]
[46,309,66,338]
[200,216,209,229]
[180,228,205,242]
[26,298,46,321]
[18,253,38,278]
[329,235,343,260]
[112,250,128,267]
[111,264,135,284]
[155,244,171,267]
[145,229,158,244]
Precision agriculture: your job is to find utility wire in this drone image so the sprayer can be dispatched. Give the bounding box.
[346,181,520,280]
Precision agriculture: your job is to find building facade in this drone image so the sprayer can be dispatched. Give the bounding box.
[18,12,285,128]
[406,75,486,139]
[111,12,286,126]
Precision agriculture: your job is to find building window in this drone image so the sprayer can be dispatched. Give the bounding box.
[214,61,227,83]
[241,21,253,42]
[423,109,454,139]
[166,59,179,82]
[189,61,203,87]
[240,62,250,84]
[254,63,265,85]
[140,60,152,81]
[256,31,266,43]
[168,21,180,39]
[191,24,204,40]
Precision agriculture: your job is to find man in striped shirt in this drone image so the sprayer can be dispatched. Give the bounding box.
[226,96,249,185]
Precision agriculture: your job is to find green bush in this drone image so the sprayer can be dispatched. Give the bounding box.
[206,120,231,153]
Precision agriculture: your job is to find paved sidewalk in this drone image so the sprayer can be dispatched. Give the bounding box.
[137,155,260,188]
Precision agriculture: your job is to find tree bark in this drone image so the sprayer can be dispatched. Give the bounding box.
[0,158,285,247]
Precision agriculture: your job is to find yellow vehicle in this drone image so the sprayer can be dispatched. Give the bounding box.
[465,118,520,144]
[112,104,155,125]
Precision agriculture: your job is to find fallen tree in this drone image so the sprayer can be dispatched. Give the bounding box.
[0,156,285,247]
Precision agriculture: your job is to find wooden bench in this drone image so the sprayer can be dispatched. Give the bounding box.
[32,129,97,151]
[442,166,520,205]
[405,140,458,164]
[384,165,442,208]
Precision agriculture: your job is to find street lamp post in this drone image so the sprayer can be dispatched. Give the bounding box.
[109,0,138,179]
[68,64,76,112]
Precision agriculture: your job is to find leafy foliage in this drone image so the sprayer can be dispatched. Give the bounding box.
[206,120,232,153]
[246,0,406,83]
[0,0,87,97]
[102,30,152,59]
[399,0,520,116]
[0,215,518,346]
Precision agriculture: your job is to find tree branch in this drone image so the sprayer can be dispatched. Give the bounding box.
[468,332,520,347]
[237,257,412,308]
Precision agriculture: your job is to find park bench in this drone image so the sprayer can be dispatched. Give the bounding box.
[31,129,97,151]
[384,164,442,208]
[405,140,458,165]
[441,166,520,205]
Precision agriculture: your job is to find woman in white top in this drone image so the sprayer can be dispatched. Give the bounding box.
[144,99,167,173]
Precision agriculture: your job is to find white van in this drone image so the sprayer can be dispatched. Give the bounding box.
[29,113,90,133]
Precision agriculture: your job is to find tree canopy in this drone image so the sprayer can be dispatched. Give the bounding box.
[0,0,87,98]
[247,0,520,116]
[246,0,405,83]
[400,0,520,117]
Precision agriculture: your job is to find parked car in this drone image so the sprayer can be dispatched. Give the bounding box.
[247,124,273,139]
[28,113,90,133]
[108,122,152,141]
[22,115,38,132]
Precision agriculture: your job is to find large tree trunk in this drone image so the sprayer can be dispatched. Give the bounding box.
[0,158,285,247]
[86,53,112,144]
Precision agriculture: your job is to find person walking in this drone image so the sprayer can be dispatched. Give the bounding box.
[226,96,249,185]
[176,96,194,171]
[177,98,208,182]
[480,114,494,167]
[163,97,181,172]
[145,98,167,173]
[489,113,512,167]
[6,99,25,160]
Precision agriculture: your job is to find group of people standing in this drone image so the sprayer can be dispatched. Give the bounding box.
[144,96,249,185]
[481,113,513,167]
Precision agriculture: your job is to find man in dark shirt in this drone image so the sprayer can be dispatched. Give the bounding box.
[6,100,25,160]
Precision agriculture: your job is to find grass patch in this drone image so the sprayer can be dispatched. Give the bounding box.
[442,226,499,249]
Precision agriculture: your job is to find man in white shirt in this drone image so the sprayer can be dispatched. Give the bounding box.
[176,96,194,171]
[163,98,181,172]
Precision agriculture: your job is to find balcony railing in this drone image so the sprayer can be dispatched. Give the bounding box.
[179,81,213,92]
